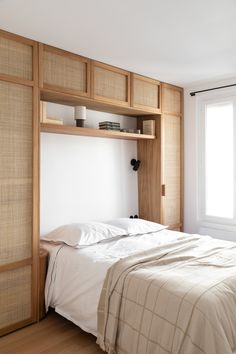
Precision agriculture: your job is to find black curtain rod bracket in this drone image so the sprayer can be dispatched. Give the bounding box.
[190,83,236,97]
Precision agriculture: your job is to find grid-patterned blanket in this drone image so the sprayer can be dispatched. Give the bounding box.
[97,235,236,354]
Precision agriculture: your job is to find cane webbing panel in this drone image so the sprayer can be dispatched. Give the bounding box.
[162,87,181,114]
[0,81,32,179]
[43,51,87,92]
[162,114,181,226]
[0,81,32,265]
[0,183,32,265]
[0,37,32,80]
[0,266,31,329]
[94,66,127,102]
[133,78,159,108]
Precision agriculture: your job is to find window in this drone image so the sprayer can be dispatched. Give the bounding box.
[198,93,236,227]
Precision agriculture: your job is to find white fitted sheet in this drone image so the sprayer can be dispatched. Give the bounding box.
[44,229,187,336]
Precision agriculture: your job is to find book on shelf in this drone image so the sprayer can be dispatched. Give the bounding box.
[142,120,155,135]
[99,121,120,131]
[40,101,63,125]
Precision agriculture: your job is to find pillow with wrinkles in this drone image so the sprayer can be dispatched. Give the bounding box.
[41,222,127,247]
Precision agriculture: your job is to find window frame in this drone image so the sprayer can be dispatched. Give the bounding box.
[197,89,236,229]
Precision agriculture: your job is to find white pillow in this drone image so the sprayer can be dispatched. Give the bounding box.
[106,218,168,235]
[41,222,126,247]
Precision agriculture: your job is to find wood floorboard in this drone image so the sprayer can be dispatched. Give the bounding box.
[0,311,104,354]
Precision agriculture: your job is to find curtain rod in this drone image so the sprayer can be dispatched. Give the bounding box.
[190,83,236,96]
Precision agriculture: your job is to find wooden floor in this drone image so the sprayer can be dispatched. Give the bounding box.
[0,311,104,354]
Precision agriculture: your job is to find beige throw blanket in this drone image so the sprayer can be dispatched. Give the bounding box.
[97,235,236,354]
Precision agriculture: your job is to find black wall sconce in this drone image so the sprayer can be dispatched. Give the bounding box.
[130,159,141,171]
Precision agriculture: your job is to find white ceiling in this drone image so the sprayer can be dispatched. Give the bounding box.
[0,0,236,87]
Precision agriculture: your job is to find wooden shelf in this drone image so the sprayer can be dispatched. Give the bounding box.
[41,89,161,117]
[40,123,156,141]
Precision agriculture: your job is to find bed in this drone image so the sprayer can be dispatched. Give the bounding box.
[42,220,236,354]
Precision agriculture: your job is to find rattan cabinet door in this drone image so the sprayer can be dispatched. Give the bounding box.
[92,61,130,107]
[161,84,183,230]
[162,84,182,115]
[0,35,33,81]
[42,45,90,97]
[131,74,161,113]
[0,80,33,335]
[161,114,181,228]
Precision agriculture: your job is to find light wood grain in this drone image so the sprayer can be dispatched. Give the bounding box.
[38,249,48,321]
[137,84,183,229]
[0,30,39,335]
[41,123,155,141]
[161,114,181,226]
[91,60,130,107]
[32,83,40,323]
[41,88,153,116]
[0,259,32,273]
[131,73,161,113]
[42,44,90,97]
[0,311,103,354]
[161,83,182,115]
[0,266,32,332]
[0,36,32,80]
[137,116,162,222]
[161,84,183,230]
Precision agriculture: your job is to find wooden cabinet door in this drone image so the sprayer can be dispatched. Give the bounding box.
[162,84,182,115]
[0,81,34,335]
[161,114,182,229]
[161,84,183,230]
[0,33,33,82]
[0,30,38,336]
[91,61,130,107]
[40,44,90,97]
[131,74,161,113]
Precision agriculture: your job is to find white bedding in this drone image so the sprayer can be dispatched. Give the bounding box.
[43,229,188,336]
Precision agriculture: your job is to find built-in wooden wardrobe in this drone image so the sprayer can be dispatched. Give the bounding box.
[0,28,183,335]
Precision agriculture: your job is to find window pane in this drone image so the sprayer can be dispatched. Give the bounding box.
[205,102,234,218]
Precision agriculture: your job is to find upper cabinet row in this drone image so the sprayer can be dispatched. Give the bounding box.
[39,44,161,114]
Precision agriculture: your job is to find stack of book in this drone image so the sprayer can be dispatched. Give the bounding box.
[99,121,120,131]
[142,120,155,135]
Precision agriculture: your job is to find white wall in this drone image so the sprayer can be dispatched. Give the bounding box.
[184,77,236,240]
[40,105,139,235]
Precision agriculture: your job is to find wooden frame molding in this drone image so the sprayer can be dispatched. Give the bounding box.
[131,73,161,114]
[91,60,130,107]
[0,29,38,85]
[0,258,32,273]
[39,44,91,97]
[40,88,153,116]
[161,83,184,230]
[40,123,155,140]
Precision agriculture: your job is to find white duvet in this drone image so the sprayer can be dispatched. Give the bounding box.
[43,229,187,336]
